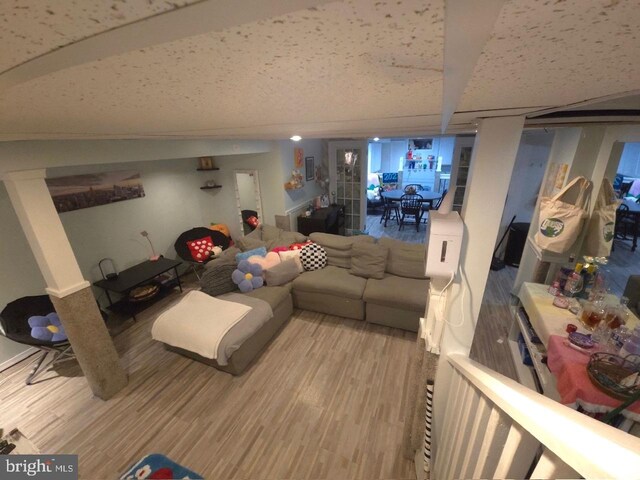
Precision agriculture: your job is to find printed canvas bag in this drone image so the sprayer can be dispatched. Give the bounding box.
[584,178,620,257]
[535,176,592,254]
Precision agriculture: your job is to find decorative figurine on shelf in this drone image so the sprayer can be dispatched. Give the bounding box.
[284,169,304,190]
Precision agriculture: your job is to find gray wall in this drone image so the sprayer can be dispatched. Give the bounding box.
[0,139,289,368]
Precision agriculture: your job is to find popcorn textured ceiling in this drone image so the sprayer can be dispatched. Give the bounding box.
[458,0,640,112]
[0,0,638,140]
[0,0,200,74]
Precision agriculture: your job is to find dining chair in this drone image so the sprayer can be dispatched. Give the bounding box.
[399,193,423,231]
[380,190,399,227]
[422,189,447,224]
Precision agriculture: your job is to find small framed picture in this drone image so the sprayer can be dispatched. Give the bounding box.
[305,156,315,181]
[198,156,213,170]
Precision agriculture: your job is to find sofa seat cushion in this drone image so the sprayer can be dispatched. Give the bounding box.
[243,284,291,310]
[364,274,429,312]
[293,265,367,299]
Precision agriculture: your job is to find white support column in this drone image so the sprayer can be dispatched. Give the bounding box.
[3,170,89,297]
[3,169,127,399]
[432,116,524,460]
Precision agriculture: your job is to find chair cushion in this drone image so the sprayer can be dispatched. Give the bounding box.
[350,242,388,279]
[293,265,367,299]
[300,243,327,271]
[378,237,427,279]
[363,274,429,311]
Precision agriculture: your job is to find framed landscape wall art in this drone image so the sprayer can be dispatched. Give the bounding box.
[46,170,145,213]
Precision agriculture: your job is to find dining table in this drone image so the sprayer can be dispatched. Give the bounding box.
[620,198,640,251]
[380,189,442,206]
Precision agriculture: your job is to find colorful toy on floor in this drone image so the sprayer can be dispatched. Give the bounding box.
[232,260,264,293]
[120,453,203,480]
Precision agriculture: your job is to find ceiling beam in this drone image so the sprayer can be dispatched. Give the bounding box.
[0,0,331,91]
[440,0,506,133]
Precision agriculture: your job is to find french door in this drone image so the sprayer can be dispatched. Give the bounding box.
[328,140,368,235]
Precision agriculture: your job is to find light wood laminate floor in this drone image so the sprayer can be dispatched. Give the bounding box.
[0,288,417,480]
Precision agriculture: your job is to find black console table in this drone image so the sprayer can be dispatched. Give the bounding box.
[297,204,345,236]
[93,257,182,320]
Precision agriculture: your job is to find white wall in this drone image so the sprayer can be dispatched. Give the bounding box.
[279,139,326,212]
[617,142,640,178]
[0,183,47,368]
[495,131,554,255]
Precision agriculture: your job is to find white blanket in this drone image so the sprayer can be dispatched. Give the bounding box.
[151,290,252,360]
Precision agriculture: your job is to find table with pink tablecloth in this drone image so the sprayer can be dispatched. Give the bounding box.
[547,334,640,421]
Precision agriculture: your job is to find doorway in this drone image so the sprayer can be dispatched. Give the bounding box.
[233,170,263,236]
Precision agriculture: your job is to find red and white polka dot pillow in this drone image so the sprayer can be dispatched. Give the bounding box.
[187,236,216,262]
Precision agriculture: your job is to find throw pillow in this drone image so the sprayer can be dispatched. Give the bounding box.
[350,242,389,279]
[246,252,281,272]
[300,243,327,271]
[290,240,312,251]
[200,262,237,297]
[264,259,300,286]
[187,236,216,262]
[278,249,303,273]
[235,246,267,263]
[232,260,264,293]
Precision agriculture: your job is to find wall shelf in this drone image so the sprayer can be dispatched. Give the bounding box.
[200,185,222,190]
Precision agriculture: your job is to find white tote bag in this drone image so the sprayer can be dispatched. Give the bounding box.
[535,176,592,254]
[583,178,620,257]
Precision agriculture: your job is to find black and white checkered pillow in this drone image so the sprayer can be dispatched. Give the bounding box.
[300,243,327,271]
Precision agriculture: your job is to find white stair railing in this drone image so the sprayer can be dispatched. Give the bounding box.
[433,353,640,480]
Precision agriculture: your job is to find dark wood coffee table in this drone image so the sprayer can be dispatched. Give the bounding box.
[93,257,182,320]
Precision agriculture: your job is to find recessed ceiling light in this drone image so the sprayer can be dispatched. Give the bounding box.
[290,135,302,141]
[373,137,380,142]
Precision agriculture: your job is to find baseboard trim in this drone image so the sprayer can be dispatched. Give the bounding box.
[0,347,38,373]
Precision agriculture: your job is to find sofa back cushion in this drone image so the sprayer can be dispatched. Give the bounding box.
[350,242,388,279]
[378,237,427,279]
[309,233,375,268]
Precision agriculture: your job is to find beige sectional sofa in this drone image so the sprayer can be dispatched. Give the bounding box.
[235,225,429,332]
[184,224,428,375]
